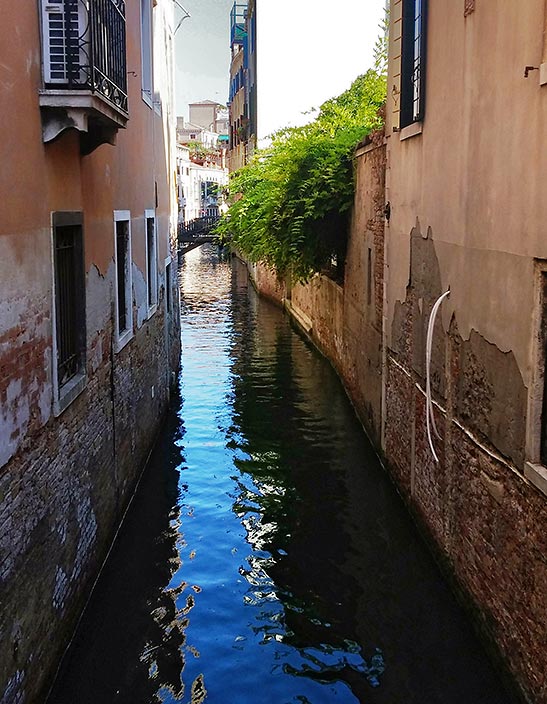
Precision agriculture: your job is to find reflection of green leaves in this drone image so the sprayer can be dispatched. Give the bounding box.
[216,69,386,282]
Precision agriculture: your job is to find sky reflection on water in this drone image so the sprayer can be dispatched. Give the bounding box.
[48,246,516,704]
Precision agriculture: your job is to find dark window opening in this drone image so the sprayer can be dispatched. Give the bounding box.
[53,214,85,387]
[115,219,129,333]
[166,262,172,313]
[540,274,547,465]
[400,0,427,128]
[367,247,372,306]
[146,215,157,307]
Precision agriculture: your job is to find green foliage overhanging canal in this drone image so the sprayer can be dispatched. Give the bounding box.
[216,69,387,282]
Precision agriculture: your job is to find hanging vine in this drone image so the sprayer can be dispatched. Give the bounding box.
[216,68,387,282]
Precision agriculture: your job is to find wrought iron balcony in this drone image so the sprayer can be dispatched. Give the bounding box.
[230,3,247,48]
[39,0,129,153]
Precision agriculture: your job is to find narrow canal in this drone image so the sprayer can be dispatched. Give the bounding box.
[49,246,515,704]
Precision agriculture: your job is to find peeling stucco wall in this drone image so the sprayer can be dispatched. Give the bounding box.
[0,1,180,702]
[0,245,177,703]
[0,231,53,470]
[382,2,547,698]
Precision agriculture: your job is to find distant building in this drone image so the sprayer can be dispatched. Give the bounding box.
[176,117,220,149]
[189,100,229,137]
[227,1,256,171]
[176,145,228,222]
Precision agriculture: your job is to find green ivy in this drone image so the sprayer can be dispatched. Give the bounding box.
[216,69,387,282]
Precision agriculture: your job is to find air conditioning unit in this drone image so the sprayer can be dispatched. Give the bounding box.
[41,0,89,85]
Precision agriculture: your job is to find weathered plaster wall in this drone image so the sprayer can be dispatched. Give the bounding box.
[381,1,547,700]
[0,1,180,702]
[246,33,547,695]
[383,226,546,702]
[386,0,547,384]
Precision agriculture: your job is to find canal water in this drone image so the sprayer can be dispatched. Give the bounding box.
[49,246,515,704]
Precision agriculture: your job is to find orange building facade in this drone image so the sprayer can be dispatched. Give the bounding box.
[0,1,180,701]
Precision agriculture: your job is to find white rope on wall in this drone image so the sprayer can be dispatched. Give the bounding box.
[425,289,450,463]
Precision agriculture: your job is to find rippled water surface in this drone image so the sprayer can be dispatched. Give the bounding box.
[49,246,516,704]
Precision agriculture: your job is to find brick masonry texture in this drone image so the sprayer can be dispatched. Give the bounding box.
[0,265,180,704]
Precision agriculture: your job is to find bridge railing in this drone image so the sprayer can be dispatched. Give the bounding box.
[178,216,220,243]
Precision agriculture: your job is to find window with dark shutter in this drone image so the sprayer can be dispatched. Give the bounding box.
[53,213,85,388]
[145,211,157,311]
[400,0,428,128]
[114,211,133,349]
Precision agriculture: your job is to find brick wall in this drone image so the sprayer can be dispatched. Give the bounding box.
[0,263,179,704]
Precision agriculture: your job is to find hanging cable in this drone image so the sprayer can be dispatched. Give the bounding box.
[425,289,450,463]
[173,0,191,34]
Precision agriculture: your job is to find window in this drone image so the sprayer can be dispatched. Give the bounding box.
[524,263,547,497]
[536,272,547,467]
[114,211,133,350]
[367,247,372,306]
[145,209,157,313]
[165,260,172,313]
[140,0,153,105]
[400,0,427,128]
[52,211,86,412]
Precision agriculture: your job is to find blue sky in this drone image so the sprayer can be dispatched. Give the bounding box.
[174,0,233,118]
[174,0,386,134]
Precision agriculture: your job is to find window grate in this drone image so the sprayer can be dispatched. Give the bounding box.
[400,0,428,128]
[54,223,85,386]
[42,0,128,113]
[146,216,156,308]
[116,219,129,333]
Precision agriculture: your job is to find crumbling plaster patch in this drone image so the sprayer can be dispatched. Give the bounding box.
[390,225,528,466]
[387,224,535,389]
[0,231,53,470]
[133,264,149,329]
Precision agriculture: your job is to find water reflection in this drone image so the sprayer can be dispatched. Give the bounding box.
[47,399,190,703]
[49,245,516,704]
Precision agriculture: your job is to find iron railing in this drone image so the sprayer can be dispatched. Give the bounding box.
[178,216,220,243]
[43,0,128,114]
[230,2,247,47]
[54,224,84,386]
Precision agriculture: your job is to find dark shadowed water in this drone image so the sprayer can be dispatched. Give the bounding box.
[48,246,516,704]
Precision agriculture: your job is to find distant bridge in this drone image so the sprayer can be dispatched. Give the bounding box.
[177,216,221,255]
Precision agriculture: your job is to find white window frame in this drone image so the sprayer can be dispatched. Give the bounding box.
[145,209,158,317]
[113,210,134,352]
[140,0,153,107]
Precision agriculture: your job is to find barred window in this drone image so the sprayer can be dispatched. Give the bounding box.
[114,210,133,348]
[145,210,157,310]
[166,261,172,313]
[52,212,85,389]
[400,0,428,128]
[140,0,153,103]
